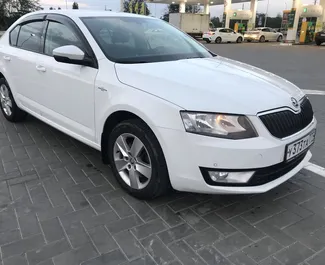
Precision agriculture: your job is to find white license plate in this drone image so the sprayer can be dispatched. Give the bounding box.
[285,130,316,160]
[321,34,325,36]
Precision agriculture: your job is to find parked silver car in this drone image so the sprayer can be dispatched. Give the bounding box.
[244,27,283,42]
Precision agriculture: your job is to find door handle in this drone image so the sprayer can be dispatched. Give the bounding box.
[36,65,46,72]
[3,56,11,61]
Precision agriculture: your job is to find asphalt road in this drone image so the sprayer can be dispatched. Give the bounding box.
[203,42,325,168]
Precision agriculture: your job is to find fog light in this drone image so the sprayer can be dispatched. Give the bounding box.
[208,171,254,184]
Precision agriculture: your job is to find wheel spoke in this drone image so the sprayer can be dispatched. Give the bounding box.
[5,104,11,115]
[130,137,144,158]
[6,100,12,108]
[136,162,151,180]
[115,135,129,157]
[129,168,140,189]
[115,158,128,172]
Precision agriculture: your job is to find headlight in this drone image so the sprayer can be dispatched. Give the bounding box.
[180,111,258,139]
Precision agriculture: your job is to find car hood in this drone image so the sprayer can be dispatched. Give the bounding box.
[114,56,304,115]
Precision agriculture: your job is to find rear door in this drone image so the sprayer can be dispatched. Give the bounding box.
[2,15,47,113]
[227,28,237,42]
[261,28,271,40]
[218,28,229,42]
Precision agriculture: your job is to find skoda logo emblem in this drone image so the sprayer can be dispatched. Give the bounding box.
[291,97,299,108]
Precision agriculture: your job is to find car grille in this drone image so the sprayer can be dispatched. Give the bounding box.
[259,97,314,138]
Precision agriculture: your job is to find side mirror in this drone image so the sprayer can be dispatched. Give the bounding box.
[53,45,92,66]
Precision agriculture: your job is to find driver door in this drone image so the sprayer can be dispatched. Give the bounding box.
[35,15,98,142]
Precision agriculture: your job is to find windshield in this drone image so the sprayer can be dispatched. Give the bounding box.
[81,16,213,63]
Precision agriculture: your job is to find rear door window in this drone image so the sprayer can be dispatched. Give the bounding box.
[17,21,44,53]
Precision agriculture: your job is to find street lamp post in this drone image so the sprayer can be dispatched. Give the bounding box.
[66,0,68,9]
[264,0,270,27]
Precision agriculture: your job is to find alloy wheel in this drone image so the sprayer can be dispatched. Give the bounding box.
[113,133,152,190]
[0,84,12,116]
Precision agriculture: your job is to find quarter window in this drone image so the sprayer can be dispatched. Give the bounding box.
[10,26,20,46]
[44,21,83,56]
[17,21,44,53]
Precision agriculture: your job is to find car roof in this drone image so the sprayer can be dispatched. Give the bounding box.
[23,10,155,20]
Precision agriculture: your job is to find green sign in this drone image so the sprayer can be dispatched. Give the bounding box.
[233,12,237,17]
[303,7,307,13]
[287,8,296,29]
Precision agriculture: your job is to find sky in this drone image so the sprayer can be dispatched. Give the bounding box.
[40,0,320,19]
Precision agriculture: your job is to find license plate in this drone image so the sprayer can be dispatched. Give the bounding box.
[285,130,316,161]
[321,34,325,36]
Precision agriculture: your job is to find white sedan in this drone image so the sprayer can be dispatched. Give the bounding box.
[244,27,284,42]
[0,10,316,199]
[203,28,244,44]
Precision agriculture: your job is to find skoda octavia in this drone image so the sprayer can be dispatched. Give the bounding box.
[0,11,316,199]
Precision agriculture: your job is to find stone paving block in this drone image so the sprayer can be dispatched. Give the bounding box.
[202,212,236,236]
[37,204,73,222]
[82,211,120,230]
[214,231,252,257]
[106,215,143,235]
[3,254,28,265]
[228,251,257,265]
[263,210,302,230]
[109,197,135,218]
[113,230,145,260]
[242,237,282,262]
[228,216,266,241]
[157,223,194,245]
[0,230,21,247]
[18,212,41,238]
[185,227,223,251]
[82,184,114,199]
[197,245,232,265]
[178,209,210,232]
[190,199,223,216]
[87,194,112,215]
[59,207,96,228]
[140,235,175,265]
[124,199,158,222]
[53,242,98,265]
[1,234,45,259]
[153,205,183,227]
[26,239,70,265]
[0,209,19,234]
[65,222,90,248]
[81,249,127,265]
[259,256,283,265]
[274,242,314,265]
[307,248,325,265]
[88,226,118,254]
[127,255,156,265]
[41,217,65,243]
[168,240,206,265]
[168,196,201,212]
[131,219,167,240]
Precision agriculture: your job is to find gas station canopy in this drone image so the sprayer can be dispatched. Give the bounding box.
[148,0,254,6]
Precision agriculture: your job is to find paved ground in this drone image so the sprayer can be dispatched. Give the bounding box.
[1,43,325,265]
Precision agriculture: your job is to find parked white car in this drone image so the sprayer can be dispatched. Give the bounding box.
[0,11,316,199]
[244,27,284,42]
[203,28,244,44]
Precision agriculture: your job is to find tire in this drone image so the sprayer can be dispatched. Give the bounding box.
[259,36,265,42]
[247,39,252,42]
[107,119,171,199]
[206,39,211,44]
[236,37,243,43]
[316,40,322,46]
[215,37,222,44]
[0,78,27,122]
[277,35,283,42]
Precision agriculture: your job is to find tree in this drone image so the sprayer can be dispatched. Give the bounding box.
[0,0,41,30]
[49,7,55,10]
[72,2,79,9]
[210,16,222,28]
[161,4,201,22]
[58,7,61,10]
[124,0,150,15]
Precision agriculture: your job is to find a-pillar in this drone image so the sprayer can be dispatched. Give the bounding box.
[286,0,301,43]
[248,0,257,30]
[223,0,231,28]
[179,1,186,13]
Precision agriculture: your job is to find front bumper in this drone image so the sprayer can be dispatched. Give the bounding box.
[157,116,317,194]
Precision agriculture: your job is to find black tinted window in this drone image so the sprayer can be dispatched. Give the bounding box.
[10,26,20,46]
[44,21,82,56]
[17,21,44,52]
[262,28,270,32]
[219,29,227,33]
